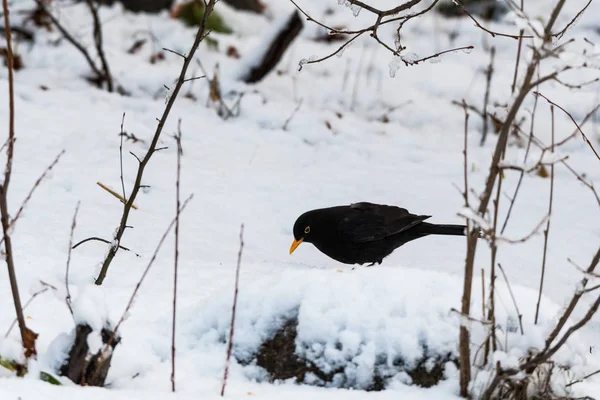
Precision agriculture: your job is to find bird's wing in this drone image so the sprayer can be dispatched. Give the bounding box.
[340,202,431,243]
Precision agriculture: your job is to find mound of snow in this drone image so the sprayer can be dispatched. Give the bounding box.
[180,266,593,392]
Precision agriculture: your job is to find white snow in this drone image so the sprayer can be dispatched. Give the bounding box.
[0,0,599,399]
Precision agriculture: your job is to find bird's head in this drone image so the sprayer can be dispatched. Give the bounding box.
[289,212,315,255]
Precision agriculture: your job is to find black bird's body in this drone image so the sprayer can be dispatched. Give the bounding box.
[290,202,466,266]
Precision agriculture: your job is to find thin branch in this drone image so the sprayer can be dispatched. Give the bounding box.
[481,46,495,146]
[84,0,113,92]
[72,236,137,255]
[171,119,183,392]
[65,201,81,316]
[534,105,555,324]
[497,264,524,335]
[8,149,65,230]
[33,0,105,84]
[163,48,186,59]
[119,113,126,201]
[534,91,600,161]
[4,281,57,338]
[566,367,600,387]
[401,45,474,67]
[553,0,592,40]
[555,103,600,147]
[511,31,524,94]
[453,0,531,40]
[221,223,245,397]
[282,98,303,130]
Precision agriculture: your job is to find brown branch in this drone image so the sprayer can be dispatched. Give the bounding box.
[453,0,531,40]
[72,236,136,255]
[84,0,113,92]
[534,91,600,161]
[94,0,217,285]
[118,113,126,201]
[33,0,107,87]
[553,0,592,40]
[65,201,81,316]
[401,45,474,67]
[481,46,495,145]
[171,119,183,392]
[566,367,600,387]
[1,0,35,358]
[555,104,600,147]
[221,223,245,397]
[511,31,524,94]
[291,0,465,68]
[459,99,474,396]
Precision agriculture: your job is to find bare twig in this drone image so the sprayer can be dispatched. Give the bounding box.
[1,0,35,358]
[72,236,137,255]
[511,31,524,94]
[119,113,126,201]
[84,0,113,92]
[65,201,81,316]
[7,149,65,233]
[566,367,600,387]
[33,0,112,91]
[481,269,485,319]
[534,105,555,324]
[497,264,524,335]
[534,92,600,161]
[4,281,57,338]
[555,104,600,148]
[221,223,245,397]
[291,0,470,69]
[171,119,183,392]
[481,46,495,146]
[282,98,303,130]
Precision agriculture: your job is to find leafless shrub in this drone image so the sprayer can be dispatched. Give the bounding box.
[34,0,114,92]
[289,0,472,70]
[1,0,38,359]
[94,0,215,285]
[324,0,599,398]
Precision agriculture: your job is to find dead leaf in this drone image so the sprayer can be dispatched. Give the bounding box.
[226,45,241,59]
[127,38,147,55]
[23,327,39,358]
[536,165,549,178]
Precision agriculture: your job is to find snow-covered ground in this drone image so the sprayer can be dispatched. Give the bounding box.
[1,0,599,398]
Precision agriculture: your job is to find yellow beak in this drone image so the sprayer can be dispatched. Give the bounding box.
[289,238,303,255]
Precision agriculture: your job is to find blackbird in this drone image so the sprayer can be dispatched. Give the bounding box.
[289,202,466,266]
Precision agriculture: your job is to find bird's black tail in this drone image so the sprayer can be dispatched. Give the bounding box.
[416,222,467,236]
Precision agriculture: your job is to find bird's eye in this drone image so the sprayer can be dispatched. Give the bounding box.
[304,226,311,234]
